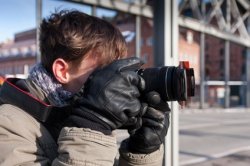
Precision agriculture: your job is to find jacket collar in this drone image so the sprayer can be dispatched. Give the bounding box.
[0,78,54,122]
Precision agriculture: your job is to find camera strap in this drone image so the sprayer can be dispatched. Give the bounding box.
[0,78,67,122]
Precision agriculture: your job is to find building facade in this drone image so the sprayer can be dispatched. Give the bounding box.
[0,29,36,77]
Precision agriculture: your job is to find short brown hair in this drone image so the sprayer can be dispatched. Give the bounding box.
[40,10,127,72]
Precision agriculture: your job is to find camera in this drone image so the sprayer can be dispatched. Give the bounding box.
[137,61,195,102]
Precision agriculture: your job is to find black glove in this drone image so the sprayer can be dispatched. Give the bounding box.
[128,91,171,153]
[64,57,145,135]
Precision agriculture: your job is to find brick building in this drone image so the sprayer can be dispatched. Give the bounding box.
[112,13,154,68]
[0,29,36,77]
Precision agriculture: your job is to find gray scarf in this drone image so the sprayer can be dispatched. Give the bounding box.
[28,63,73,106]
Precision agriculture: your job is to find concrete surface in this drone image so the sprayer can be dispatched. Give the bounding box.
[190,150,250,166]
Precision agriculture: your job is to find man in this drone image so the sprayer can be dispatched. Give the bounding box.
[0,10,170,166]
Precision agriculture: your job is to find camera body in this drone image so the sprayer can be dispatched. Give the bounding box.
[137,61,195,102]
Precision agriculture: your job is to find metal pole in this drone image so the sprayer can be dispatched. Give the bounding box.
[224,0,231,108]
[246,17,250,107]
[92,5,97,16]
[153,0,164,67]
[153,1,168,165]
[200,0,206,109]
[135,15,141,58]
[224,41,230,108]
[170,0,179,165]
[154,2,168,165]
[200,32,205,109]
[154,0,179,165]
[163,0,172,165]
[165,0,179,166]
[36,0,42,63]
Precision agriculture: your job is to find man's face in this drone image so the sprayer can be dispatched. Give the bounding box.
[64,54,100,93]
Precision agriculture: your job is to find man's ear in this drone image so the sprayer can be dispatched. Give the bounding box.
[52,58,70,84]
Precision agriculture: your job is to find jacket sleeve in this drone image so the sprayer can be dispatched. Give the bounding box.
[52,127,118,166]
[0,104,118,166]
[0,104,54,166]
[118,139,164,166]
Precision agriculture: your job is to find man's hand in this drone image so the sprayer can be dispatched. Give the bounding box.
[128,91,171,153]
[64,57,145,134]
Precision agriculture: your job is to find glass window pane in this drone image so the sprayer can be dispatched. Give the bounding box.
[204,85,225,108]
[230,43,246,81]
[230,85,246,107]
[205,36,225,81]
[100,9,136,60]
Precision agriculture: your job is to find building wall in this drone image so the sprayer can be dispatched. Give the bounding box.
[15,29,36,42]
[0,57,35,76]
[0,29,36,76]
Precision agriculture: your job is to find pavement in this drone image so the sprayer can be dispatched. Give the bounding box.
[189,150,250,166]
[180,108,250,166]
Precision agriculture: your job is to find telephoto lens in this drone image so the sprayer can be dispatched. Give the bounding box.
[137,66,195,102]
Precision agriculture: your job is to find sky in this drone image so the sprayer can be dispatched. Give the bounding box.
[0,0,116,43]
